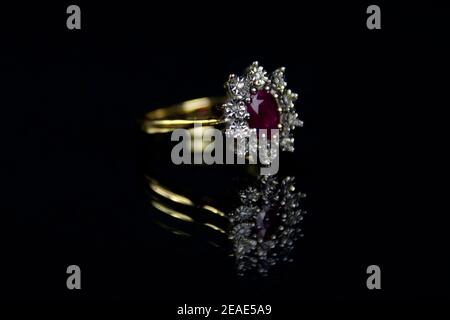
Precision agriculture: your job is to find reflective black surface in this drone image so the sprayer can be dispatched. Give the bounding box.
[0,2,447,310]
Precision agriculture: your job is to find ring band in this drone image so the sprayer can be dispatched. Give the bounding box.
[142,97,226,134]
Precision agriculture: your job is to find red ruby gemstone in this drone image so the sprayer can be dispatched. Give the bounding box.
[246,90,280,135]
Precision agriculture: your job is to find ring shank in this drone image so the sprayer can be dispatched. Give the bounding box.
[142,97,226,134]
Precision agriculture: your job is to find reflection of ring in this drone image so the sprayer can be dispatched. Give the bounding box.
[141,61,303,153]
[144,173,307,276]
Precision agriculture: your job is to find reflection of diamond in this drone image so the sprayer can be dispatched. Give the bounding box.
[228,175,306,276]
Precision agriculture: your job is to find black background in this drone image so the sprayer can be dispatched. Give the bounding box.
[0,0,448,314]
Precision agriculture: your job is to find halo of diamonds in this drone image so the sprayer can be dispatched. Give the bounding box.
[223,61,303,154]
[228,175,306,276]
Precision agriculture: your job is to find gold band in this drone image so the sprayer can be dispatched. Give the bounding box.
[142,97,226,134]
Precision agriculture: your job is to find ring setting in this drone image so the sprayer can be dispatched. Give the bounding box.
[223,61,303,154]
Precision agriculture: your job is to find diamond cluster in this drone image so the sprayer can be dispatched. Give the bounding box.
[223,61,303,154]
[228,175,306,276]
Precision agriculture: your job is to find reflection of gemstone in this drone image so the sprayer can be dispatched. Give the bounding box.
[256,204,281,241]
[246,90,280,133]
[229,176,306,276]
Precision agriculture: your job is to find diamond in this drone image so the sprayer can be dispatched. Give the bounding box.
[246,62,268,88]
[271,67,287,92]
[226,75,250,100]
[224,101,249,121]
